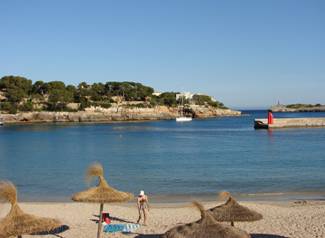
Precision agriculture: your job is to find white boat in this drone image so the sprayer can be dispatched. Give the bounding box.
[175,95,192,122]
[176,117,192,122]
[0,122,3,126]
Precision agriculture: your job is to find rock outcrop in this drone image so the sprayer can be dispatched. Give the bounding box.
[0,105,241,124]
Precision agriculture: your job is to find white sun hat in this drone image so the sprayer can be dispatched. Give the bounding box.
[139,190,145,196]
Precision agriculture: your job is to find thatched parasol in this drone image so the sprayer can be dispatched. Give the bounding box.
[209,192,263,226]
[0,181,62,238]
[72,163,133,238]
[163,201,250,238]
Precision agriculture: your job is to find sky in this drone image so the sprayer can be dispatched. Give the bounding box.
[0,0,324,109]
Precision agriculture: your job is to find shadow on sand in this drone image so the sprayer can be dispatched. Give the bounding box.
[134,235,162,238]
[32,225,70,238]
[90,214,136,224]
[110,215,137,224]
[251,234,289,238]
[133,233,289,238]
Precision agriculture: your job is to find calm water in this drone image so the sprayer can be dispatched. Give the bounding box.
[1,110,325,202]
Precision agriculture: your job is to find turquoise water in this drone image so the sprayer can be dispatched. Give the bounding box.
[0,111,325,201]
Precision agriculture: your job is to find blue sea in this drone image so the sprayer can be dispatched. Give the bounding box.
[1,110,325,202]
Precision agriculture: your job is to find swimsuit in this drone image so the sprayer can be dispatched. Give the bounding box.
[139,196,148,210]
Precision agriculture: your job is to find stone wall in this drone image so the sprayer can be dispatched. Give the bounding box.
[254,118,325,129]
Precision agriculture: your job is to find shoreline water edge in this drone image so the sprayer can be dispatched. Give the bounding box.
[0,106,241,124]
[18,190,325,203]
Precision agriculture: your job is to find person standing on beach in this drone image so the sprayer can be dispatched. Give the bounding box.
[137,190,150,225]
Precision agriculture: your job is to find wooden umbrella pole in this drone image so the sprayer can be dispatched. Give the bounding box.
[18,236,22,238]
[97,203,104,238]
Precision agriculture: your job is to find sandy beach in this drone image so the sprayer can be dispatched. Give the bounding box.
[1,200,324,238]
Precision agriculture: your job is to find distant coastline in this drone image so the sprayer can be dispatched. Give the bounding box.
[271,104,325,112]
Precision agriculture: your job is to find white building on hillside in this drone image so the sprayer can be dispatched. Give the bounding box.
[176,92,194,100]
[152,92,162,96]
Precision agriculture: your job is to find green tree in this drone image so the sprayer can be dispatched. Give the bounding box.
[0,76,32,103]
[46,81,74,111]
[192,94,226,108]
[66,84,77,102]
[90,83,105,101]
[32,80,48,96]
[158,92,177,107]
[104,82,154,101]
[0,102,17,114]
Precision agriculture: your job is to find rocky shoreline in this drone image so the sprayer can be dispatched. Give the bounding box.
[0,105,241,124]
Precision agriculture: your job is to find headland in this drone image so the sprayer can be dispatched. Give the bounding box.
[0,76,240,124]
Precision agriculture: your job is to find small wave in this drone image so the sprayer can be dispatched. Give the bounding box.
[247,192,285,196]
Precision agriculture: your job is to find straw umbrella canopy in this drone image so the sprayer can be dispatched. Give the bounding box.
[163,201,250,238]
[72,163,133,238]
[0,181,62,238]
[209,192,263,226]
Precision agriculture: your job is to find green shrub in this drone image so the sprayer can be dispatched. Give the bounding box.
[19,101,33,112]
[46,102,68,111]
[192,94,227,109]
[158,92,177,107]
[98,101,111,108]
[0,102,17,114]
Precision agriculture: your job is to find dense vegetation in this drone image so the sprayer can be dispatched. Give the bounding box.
[0,75,226,113]
[192,94,226,109]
